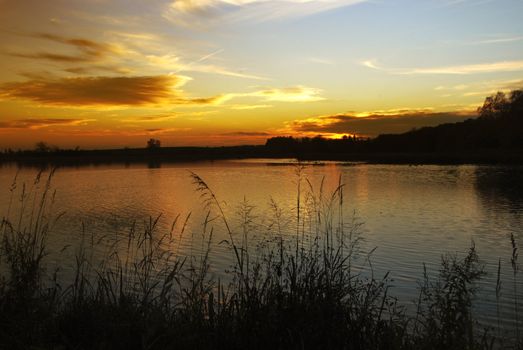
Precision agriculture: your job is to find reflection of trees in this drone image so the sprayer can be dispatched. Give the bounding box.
[147,160,161,169]
[474,166,523,212]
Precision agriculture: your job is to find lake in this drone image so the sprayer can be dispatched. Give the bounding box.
[1,159,522,333]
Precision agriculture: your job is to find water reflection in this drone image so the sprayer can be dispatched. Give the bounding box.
[475,166,523,213]
[147,160,162,169]
[1,161,523,332]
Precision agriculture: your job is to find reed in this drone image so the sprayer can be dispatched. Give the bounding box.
[0,169,519,349]
[510,232,520,346]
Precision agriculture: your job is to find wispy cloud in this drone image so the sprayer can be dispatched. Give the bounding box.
[7,31,266,82]
[189,63,268,80]
[230,104,272,110]
[351,107,436,117]
[110,32,162,42]
[128,114,179,122]
[403,61,523,75]
[145,127,191,135]
[63,66,131,75]
[165,0,368,25]
[205,86,324,104]
[0,118,91,129]
[361,59,380,70]
[437,0,495,8]
[435,78,523,98]
[10,52,93,63]
[221,131,270,136]
[434,84,469,91]
[8,33,118,64]
[362,59,523,75]
[471,36,523,45]
[124,110,217,123]
[307,57,334,65]
[146,53,268,80]
[252,86,324,102]
[232,86,324,102]
[106,32,268,80]
[36,33,116,57]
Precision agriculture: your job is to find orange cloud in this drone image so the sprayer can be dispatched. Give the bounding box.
[10,52,92,63]
[144,127,191,135]
[36,33,113,55]
[287,110,476,137]
[131,114,179,122]
[253,86,323,102]
[221,131,270,136]
[0,118,90,129]
[0,75,222,107]
[218,86,324,103]
[8,33,118,64]
[63,66,131,75]
[229,104,271,110]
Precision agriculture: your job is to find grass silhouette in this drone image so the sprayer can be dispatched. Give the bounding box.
[0,169,521,349]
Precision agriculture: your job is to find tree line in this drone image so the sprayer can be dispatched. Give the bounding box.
[266,89,523,154]
[1,89,522,164]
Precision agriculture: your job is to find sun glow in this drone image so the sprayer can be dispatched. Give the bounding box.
[0,0,521,148]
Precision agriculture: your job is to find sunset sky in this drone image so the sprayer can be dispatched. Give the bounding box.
[0,0,522,149]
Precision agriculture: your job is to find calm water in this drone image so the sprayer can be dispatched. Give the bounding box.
[1,160,522,331]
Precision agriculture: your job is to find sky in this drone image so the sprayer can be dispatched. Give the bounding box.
[0,0,522,149]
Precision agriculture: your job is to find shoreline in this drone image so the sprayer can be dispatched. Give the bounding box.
[1,147,523,167]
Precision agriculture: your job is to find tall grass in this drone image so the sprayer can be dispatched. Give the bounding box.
[0,169,520,349]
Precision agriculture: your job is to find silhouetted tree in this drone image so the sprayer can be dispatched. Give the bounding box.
[147,138,161,149]
[477,91,509,119]
[265,89,523,156]
[35,141,51,153]
[373,89,523,152]
[508,90,523,114]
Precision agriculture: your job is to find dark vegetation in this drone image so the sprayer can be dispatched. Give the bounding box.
[370,90,523,153]
[0,144,268,167]
[266,89,523,163]
[0,170,522,349]
[1,90,522,166]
